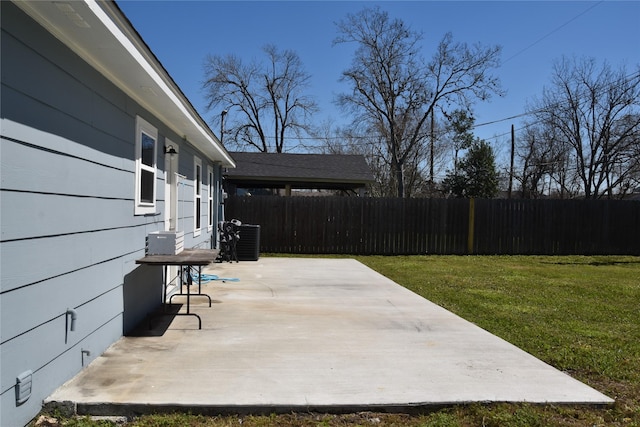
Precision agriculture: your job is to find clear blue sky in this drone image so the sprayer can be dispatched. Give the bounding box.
[118,1,639,160]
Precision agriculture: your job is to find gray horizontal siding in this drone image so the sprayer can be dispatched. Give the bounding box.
[2,256,130,339]
[1,192,140,242]
[1,84,134,161]
[1,13,134,158]
[1,228,148,293]
[1,286,123,393]
[1,130,133,200]
[1,4,221,425]
[1,4,165,426]
[0,315,122,427]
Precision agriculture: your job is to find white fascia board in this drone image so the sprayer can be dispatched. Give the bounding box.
[14,0,235,168]
[86,0,235,167]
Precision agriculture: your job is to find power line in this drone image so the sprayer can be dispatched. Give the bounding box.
[472,112,531,129]
[236,68,639,148]
[475,70,640,142]
[471,1,606,132]
[226,1,636,150]
[502,1,604,65]
[242,66,639,146]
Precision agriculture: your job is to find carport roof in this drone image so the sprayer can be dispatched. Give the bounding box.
[224,152,375,190]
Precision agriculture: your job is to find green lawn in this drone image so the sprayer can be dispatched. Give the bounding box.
[40,255,640,427]
[355,255,640,426]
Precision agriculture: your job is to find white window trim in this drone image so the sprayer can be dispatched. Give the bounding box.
[134,116,157,215]
[207,165,214,232]
[194,156,202,237]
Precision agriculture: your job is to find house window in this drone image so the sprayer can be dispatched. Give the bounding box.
[207,166,214,232]
[194,157,202,236]
[135,116,157,215]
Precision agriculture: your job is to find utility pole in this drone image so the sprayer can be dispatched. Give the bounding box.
[220,110,228,146]
[508,124,514,199]
[430,110,435,193]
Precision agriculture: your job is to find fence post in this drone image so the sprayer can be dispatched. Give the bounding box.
[467,198,475,254]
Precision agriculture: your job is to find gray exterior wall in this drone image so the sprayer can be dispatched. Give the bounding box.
[0,3,223,425]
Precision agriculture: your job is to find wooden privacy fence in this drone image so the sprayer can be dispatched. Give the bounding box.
[225,196,640,255]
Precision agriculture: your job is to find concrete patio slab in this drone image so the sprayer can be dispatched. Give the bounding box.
[46,258,613,416]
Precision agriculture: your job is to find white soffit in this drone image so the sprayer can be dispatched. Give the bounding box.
[12,0,235,168]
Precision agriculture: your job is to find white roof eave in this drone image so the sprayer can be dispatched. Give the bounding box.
[13,0,236,168]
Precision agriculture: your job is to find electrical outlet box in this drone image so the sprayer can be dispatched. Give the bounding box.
[16,370,32,405]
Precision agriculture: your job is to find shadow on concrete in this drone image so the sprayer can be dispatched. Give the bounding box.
[126,303,183,337]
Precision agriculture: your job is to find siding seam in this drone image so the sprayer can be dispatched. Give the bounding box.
[1,135,132,174]
[0,248,141,296]
[0,282,122,345]
[1,187,133,201]
[0,222,162,244]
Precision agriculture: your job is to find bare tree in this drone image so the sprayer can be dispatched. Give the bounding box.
[315,113,450,197]
[527,57,640,198]
[334,7,502,197]
[203,44,317,153]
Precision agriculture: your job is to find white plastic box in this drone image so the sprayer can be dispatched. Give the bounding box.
[147,231,184,255]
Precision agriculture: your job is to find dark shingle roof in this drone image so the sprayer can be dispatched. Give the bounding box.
[225,152,374,189]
